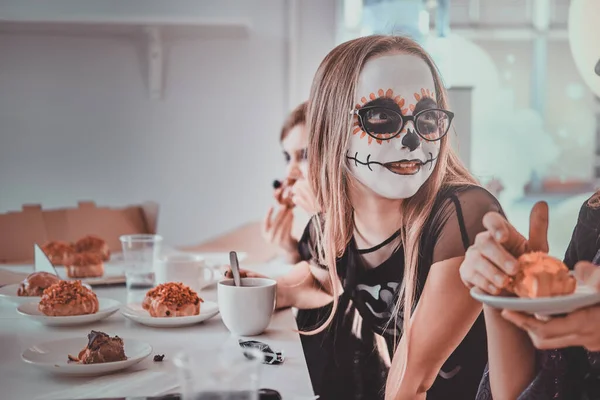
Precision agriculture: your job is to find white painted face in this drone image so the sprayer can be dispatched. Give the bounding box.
[346,54,444,199]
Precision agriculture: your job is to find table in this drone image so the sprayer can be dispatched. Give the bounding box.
[0,264,313,400]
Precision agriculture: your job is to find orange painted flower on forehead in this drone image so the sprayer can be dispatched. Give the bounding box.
[353,88,408,145]
[409,88,436,113]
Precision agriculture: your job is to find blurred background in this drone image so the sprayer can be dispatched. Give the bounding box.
[0,0,598,258]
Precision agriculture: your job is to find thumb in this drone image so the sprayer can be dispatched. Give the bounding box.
[575,261,600,289]
[528,201,549,253]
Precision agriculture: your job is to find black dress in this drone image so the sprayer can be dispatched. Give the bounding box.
[476,196,600,400]
[295,185,502,400]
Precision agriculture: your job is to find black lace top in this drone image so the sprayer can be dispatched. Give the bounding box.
[296,185,502,400]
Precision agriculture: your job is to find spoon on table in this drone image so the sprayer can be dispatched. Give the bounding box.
[229,251,242,287]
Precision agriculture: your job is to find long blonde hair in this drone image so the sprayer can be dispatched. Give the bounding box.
[305,35,477,347]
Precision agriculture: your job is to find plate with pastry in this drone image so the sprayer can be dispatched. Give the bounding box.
[0,271,62,305]
[22,330,152,375]
[17,280,120,325]
[121,282,219,327]
[471,252,600,316]
[55,259,126,286]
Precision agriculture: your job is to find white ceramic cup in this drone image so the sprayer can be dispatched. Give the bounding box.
[218,278,277,336]
[154,254,218,292]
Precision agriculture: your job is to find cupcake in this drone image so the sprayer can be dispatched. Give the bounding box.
[65,252,104,278]
[38,280,99,316]
[142,282,202,317]
[41,241,75,266]
[507,252,576,298]
[75,235,110,261]
[17,272,61,297]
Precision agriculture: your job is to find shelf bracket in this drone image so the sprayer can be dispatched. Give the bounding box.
[144,26,163,100]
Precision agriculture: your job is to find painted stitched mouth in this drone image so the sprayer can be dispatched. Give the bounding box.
[346,152,437,174]
[383,159,424,175]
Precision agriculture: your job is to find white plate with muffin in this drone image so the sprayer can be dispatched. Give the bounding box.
[0,271,62,305]
[471,252,600,316]
[121,282,219,327]
[17,280,120,326]
[22,330,152,376]
[0,271,94,306]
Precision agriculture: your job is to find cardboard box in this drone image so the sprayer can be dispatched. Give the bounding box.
[0,201,159,264]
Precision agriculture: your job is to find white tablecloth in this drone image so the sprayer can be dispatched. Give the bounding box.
[0,263,313,400]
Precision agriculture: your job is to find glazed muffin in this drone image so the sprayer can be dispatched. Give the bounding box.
[65,252,104,278]
[17,272,61,297]
[506,252,576,298]
[68,330,127,364]
[39,280,99,316]
[142,282,202,317]
[41,241,75,266]
[75,235,110,261]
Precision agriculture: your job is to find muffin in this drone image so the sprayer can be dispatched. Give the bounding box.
[506,252,576,298]
[75,235,110,261]
[41,241,75,266]
[142,282,202,317]
[68,330,127,364]
[17,272,61,297]
[39,280,99,316]
[65,253,104,278]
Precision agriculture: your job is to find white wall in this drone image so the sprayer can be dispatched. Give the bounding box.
[0,0,337,247]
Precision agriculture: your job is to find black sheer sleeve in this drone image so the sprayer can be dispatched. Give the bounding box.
[432,186,503,264]
[563,198,600,269]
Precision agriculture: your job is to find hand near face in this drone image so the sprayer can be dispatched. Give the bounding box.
[501,262,600,351]
[459,201,549,294]
[291,179,320,215]
[223,267,268,280]
[262,205,298,255]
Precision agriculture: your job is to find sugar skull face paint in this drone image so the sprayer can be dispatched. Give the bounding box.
[346,54,448,199]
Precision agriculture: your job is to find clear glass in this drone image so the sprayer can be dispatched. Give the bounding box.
[173,346,262,400]
[119,234,162,293]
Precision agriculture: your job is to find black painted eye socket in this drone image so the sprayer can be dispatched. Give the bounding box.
[356,106,453,142]
[416,109,450,140]
[361,107,403,136]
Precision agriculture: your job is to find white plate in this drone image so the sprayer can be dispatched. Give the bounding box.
[189,252,247,269]
[55,263,126,286]
[471,282,600,316]
[0,282,93,306]
[0,283,43,306]
[22,337,152,376]
[121,300,219,327]
[17,297,120,326]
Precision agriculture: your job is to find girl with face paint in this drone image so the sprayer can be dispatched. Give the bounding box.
[228,35,502,399]
[262,102,319,264]
[295,35,505,400]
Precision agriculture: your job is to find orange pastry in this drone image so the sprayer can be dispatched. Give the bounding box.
[41,241,75,266]
[75,235,110,261]
[17,272,61,297]
[142,282,202,317]
[39,280,99,316]
[507,252,576,298]
[65,253,104,278]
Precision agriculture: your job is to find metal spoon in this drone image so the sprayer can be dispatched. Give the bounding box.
[229,251,242,287]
